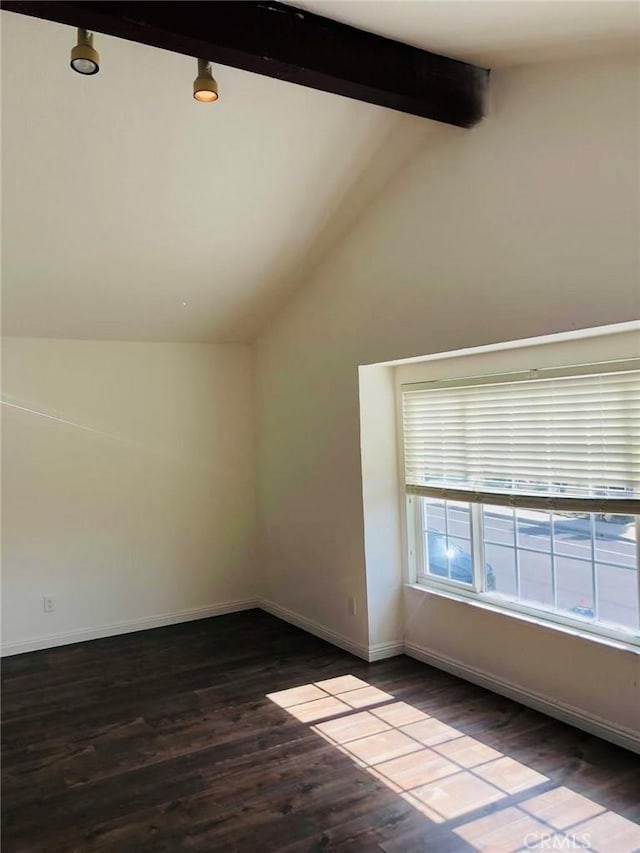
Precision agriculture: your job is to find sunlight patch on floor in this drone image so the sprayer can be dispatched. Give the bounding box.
[266,678,640,851]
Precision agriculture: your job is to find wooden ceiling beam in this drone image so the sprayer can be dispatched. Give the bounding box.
[1,1,489,127]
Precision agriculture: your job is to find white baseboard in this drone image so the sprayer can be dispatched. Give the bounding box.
[1,599,259,657]
[4,600,638,754]
[259,598,371,661]
[404,640,640,755]
[368,640,405,661]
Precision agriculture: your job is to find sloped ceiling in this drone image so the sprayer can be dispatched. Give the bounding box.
[1,12,430,343]
[2,4,638,343]
[299,0,640,67]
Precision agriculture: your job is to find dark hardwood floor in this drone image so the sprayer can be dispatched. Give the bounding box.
[2,610,639,852]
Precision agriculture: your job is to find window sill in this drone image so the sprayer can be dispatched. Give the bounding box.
[405,582,640,655]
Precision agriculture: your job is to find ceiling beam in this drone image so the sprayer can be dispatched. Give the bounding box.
[1,1,488,128]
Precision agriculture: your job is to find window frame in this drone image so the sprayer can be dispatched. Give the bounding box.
[406,496,640,647]
[397,346,640,649]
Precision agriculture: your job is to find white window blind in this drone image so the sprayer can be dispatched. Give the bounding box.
[402,362,640,513]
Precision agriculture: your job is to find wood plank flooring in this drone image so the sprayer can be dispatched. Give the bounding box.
[2,610,639,852]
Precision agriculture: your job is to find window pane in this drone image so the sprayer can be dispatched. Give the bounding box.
[519,550,553,608]
[425,531,449,580]
[446,536,473,584]
[555,556,594,617]
[425,531,474,585]
[596,563,639,631]
[516,510,551,552]
[484,543,517,596]
[446,501,471,542]
[552,513,592,559]
[424,498,446,534]
[594,515,636,569]
[483,506,515,546]
[416,498,638,641]
[422,500,473,586]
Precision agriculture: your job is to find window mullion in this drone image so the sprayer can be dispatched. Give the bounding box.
[637,516,640,629]
[414,496,425,580]
[590,512,598,622]
[444,500,451,581]
[550,511,557,611]
[514,508,521,599]
[471,503,484,591]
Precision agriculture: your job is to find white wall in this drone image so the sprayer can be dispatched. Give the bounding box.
[1,338,256,652]
[254,54,640,732]
[358,363,404,654]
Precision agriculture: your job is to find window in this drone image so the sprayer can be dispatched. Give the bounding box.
[401,361,640,644]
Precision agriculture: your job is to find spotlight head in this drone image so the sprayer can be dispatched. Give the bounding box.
[71,28,99,75]
[193,59,218,102]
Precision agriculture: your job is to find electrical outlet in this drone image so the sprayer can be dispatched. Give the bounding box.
[348,597,357,616]
[43,595,56,613]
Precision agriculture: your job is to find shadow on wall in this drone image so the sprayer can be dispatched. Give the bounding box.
[230,114,437,340]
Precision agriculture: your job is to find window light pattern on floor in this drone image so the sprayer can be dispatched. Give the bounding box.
[267,676,640,852]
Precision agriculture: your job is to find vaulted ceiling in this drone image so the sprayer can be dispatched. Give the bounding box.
[298,0,640,67]
[2,4,638,343]
[1,12,430,343]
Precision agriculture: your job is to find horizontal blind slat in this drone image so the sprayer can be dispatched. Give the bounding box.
[402,367,640,501]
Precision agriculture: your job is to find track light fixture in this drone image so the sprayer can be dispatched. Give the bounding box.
[70,28,100,75]
[193,59,218,103]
